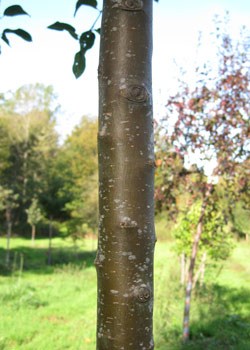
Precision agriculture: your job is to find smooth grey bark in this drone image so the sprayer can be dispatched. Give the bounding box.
[95,1,155,349]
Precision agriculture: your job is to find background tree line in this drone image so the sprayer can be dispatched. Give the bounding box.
[0,72,248,259]
[0,84,98,260]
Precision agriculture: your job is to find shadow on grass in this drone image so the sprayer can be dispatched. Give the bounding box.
[0,246,96,275]
[157,284,250,350]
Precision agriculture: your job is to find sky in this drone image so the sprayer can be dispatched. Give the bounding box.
[0,0,249,140]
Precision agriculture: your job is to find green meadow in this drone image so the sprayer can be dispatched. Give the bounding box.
[0,236,249,350]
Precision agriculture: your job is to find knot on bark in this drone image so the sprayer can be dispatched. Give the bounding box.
[117,0,143,11]
[136,286,151,303]
[120,217,138,228]
[121,85,149,103]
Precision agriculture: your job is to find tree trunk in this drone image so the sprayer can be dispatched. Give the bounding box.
[95,1,155,350]
[23,149,28,199]
[22,114,31,201]
[200,251,207,287]
[5,220,12,267]
[193,260,202,290]
[185,257,190,283]
[193,251,207,290]
[181,252,185,285]
[48,217,53,265]
[31,225,36,247]
[182,186,212,343]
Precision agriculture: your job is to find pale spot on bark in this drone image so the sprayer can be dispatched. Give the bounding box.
[99,124,107,136]
[110,290,119,294]
[99,254,105,262]
[128,255,136,260]
[122,251,132,256]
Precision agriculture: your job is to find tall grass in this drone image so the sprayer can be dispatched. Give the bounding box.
[0,237,249,349]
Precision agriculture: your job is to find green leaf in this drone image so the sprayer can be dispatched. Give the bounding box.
[74,0,97,16]
[73,50,86,79]
[2,31,10,46]
[3,5,29,17]
[2,29,32,46]
[79,31,95,52]
[47,22,78,40]
[95,28,101,35]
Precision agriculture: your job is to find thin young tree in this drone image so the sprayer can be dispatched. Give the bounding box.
[26,198,43,247]
[0,186,19,266]
[95,1,156,349]
[164,17,250,342]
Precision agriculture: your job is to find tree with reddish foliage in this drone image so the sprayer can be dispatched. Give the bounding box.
[162,18,250,342]
[154,123,186,216]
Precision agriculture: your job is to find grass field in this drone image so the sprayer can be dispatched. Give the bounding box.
[0,236,249,350]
